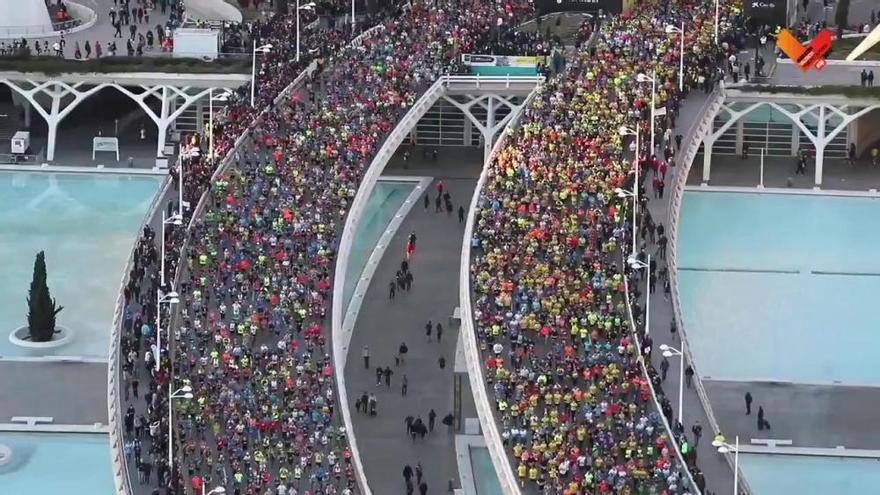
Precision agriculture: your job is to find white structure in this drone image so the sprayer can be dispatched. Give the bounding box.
[332,74,543,495]
[700,87,880,187]
[173,28,220,59]
[0,72,248,161]
[0,0,53,37]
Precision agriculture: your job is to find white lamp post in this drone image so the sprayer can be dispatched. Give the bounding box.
[714,0,720,45]
[168,384,193,471]
[296,1,316,62]
[619,124,640,249]
[154,289,179,372]
[665,23,685,92]
[627,254,651,337]
[660,343,685,427]
[250,42,273,108]
[203,487,226,495]
[351,0,355,27]
[208,89,232,162]
[637,71,657,154]
[159,211,183,287]
[615,187,637,257]
[712,435,740,495]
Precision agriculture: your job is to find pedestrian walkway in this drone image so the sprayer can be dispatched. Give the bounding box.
[638,91,739,495]
[343,148,480,495]
[0,361,108,425]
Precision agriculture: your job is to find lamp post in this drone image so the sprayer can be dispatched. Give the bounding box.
[208,89,232,163]
[351,0,355,27]
[203,487,226,495]
[714,0,720,45]
[666,23,685,92]
[758,147,765,189]
[636,71,656,154]
[619,124,640,247]
[615,187,637,257]
[159,211,183,287]
[168,385,193,471]
[296,1,316,62]
[154,289,179,372]
[712,435,740,495]
[660,343,685,426]
[250,42,273,108]
[627,254,651,337]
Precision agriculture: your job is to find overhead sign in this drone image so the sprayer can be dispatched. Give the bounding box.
[462,54,543,68]
[534,0,621,14]
[744,0,787,28]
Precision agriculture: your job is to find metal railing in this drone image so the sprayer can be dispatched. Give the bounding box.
[442,73,545,90]
[0,0,97,38]
[667,87,754,495]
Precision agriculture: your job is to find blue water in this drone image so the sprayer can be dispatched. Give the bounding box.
[470,447,503,495]
[678,191,880,384]
[740,454,880,495]
[342,181,415,314]
[0,433,115,494]
[0,172,162,358]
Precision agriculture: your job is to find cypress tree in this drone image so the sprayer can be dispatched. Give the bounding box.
[26,251,64,342]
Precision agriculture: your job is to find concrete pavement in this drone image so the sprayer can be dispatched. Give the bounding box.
[0,361,108,425]
[343,148,480,495]
[687,154,880,190]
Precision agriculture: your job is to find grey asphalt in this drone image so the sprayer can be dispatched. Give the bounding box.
[688,154,880,190]
[703,380,880,449]
[343,147,480,495]
[639,90,738,495]
[0,361,108,425]
[764,62,870,87]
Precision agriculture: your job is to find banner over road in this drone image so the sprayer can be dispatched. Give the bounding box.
[533,0,622,15]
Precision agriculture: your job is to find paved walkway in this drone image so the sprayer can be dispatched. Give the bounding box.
[0,361,108,425]
[688,154,880,190]
[343,148,480,495]
[637,90,738,495]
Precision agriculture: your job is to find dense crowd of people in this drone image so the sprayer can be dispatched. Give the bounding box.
[470,0,743,493]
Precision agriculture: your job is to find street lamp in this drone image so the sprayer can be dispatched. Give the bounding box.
[665,23,685,92]
[619,124,641,251]
[714,0,719,45]
[250,42,273,108]
[203,487,226,495]
[627,254,651,337]
[615,187,637,256]
[168,384,193,471]
[636,71,657,154]
[296,1,316,62]
[160,211,183,287]
[154,289,179,372]
[660,343,684,427]
[208,89,232,162]
[712,435,740,495]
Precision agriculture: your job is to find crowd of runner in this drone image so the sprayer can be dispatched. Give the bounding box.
[470,0,743,493]
[120,0,544,494]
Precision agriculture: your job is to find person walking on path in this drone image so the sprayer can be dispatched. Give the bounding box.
[424,194,429,211]
[425,320,432,341]
[384,366,393,387]
[363,345,370,369]
[685,365,694,388]
[376,366,384,386]
[403,465,413,487]
[745,392,753,415]
[436,322,443,342]
[429,409,436,432]
[389,279,396,299]
[692,421,703,447]
[758,405,765,430]
[419,481,428,495]
[401,375,408,396]
[458,206,465,223]
[660,356,670,381]
[398,342,408,366]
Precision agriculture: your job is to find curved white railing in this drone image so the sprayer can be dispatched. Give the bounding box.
[0,0,98,39]
[667,87,753,495]
[107,175,173,495]
[331,75,448,495]
[458,88,542,495]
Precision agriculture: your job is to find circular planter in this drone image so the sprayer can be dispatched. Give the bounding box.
[0,443,11,467]
[9,325,73,349]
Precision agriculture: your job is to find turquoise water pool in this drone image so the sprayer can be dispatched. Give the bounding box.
[342,181,415,314]
[0,432,115,494]
[678,191,880,384]
[470,446,503,495]
[740,454,880,495]
[0,172,162,358]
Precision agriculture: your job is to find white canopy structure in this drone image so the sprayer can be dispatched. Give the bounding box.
[0,0,53,38]
[184,0,243,23]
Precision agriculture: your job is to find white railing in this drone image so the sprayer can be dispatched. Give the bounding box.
[458,88,543,495]
[107,175,173,495]
[667,88,753,495]
[442,74,545,90]
[331,74,447,495]
[0,0,97,39]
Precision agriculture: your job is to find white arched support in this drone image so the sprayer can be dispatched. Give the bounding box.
[113,85,215,157]
[701,101,765,182]
[0,79,111,161]
[442,93,524,162]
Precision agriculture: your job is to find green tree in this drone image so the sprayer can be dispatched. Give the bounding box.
[26,251,64,342]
